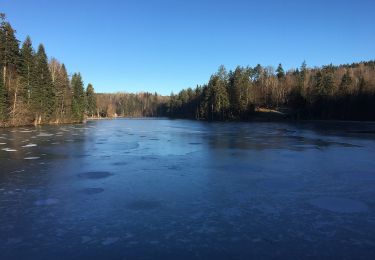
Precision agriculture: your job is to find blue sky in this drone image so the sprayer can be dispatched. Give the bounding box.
[1,0,374,94]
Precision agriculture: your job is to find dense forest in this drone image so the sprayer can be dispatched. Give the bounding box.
[95,92,167,118]
[97,61,375,120]
[0,14,96,127]
[167,61,375,121]
[97,60,375,121]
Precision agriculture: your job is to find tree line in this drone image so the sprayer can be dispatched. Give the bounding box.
[167,61,375,121]
[95,92,167,118]
[0,14,96,127]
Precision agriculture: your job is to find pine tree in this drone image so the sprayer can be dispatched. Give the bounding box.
[60,64,72,120]
[0,15,20,120]
[339,70,352,92]
[0,71,6,121]
[298,61,307,89]
[0,16,19,88]
[71,73,85,121]
[85,83,96,117]
[229,66,252,117]
[276,63,285,79]
[19,36,35,104]
[33,44,55,123]
[49,59,71,121]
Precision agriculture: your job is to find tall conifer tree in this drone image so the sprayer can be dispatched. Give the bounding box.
[33,44,55,123]
[19,36,35,104]
[85,83,96,117]
[0,71,6,120]
[71,73,85,121]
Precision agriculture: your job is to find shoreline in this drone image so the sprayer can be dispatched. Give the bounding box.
[2,116,375,129]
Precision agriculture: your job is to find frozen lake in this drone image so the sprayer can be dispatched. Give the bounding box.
[1,118,375,259]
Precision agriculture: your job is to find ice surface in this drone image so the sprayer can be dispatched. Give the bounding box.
[101,237,119,246]
[309,197,369,213]
[78,171,113,179]
[257,179,305,191]
[126,200,162,210]
[80,188,104,194]
[34,198,59,206]
[0,119,374,259]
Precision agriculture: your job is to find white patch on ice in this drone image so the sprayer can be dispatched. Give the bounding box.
[309,197,369,213]
[37,133,54,137]
[22,143,37,148]
[34,198,59,206]
[1,148,17,152]
[102,237,119,246]
[24,157,40,160]
[10,170,25,173]
[20,130,33,133]
[0,143,6,145]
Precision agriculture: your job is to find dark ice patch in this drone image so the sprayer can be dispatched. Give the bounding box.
[78,171,113,179]
[189,142,202,145]
[112,162,128,166]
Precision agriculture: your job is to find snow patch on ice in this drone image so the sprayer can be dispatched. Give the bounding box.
[2,148,17,152]
[37,132,54,137]
[24,157,40,160]
[22,143,37,148]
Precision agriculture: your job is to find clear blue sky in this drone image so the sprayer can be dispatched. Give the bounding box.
[1,0,374,95]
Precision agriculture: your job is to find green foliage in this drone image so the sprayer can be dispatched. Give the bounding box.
[19,36,35,103]
[0,18,19,71]
[0,15,87,126]
[339,70,352,92]
[33,44,55,121]
[166,60,375,121]
[276,63,285,79]
[0,71,6,120]
[71,73,85,121]
[86,83,96,117]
